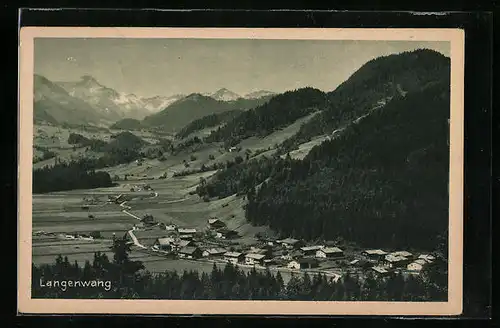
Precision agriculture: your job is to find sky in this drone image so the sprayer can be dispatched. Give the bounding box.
[34,38,450,98]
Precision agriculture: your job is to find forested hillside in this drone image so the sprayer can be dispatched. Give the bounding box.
[205,88,327,146]
[110,118,143,130]
[142,94,271,132]
[245,81,450,251]
[280,49,450,152]
[176,109,244,139]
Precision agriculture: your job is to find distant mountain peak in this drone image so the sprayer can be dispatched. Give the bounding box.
[207,88,241,102]
[244,90,276,99]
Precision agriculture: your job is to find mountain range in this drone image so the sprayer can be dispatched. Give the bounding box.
[34,74,275,127]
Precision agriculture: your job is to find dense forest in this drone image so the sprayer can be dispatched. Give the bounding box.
[142,94,271,132]
[33,160,114,193]
[245,82,450,251]
[176,109,244,139]
[32,237,447,301]
[196,156,279,199]
[205,88,327,147]
[280,49,450,152]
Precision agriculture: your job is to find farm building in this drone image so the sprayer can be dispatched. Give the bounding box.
[418,254,436,263]
[382,254,410,268]
[172,240,193,250]
[215,228,239,239]
[390,251,414,259]
[177,228,197,234]
[372,266,390,275]
[179,234,194,240]
[178,247,202,259]
[287,258,319,270]
[300,245,324,256]
[207,218,226,229]
[263,259,276,266]
[277,238,304,249]
[202,248,227,258]
[164,225,177,231]
[245,253,267,266]
[316,247,344,259]
[362,249,388,260]
[154,237,175,251]
[224,252,244,264]
[407,259,427,273]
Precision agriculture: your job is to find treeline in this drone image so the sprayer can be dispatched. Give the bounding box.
[32,237,447,301]
[245,82,450,251]
[176,109,244,139]
[33,146,57,163]
[281,49,451,152]
[68,131,147,153]
[205,88,327,147]
[33,160,113,193]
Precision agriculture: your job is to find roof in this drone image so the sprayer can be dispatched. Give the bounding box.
[408,262,424,270]
[349,259,360,265]
[224,252,243,257]
[413,259,427,265]
[364,249,387,255]
[177,240,192,247]
[384,254,408,262]
[300,245,324,252]
[245,253,266,260]
[177,228,197,234]
[156,237,175,245]
[391,251,413,257]
[372,266,389,274]
[208,218,224,224]
[320,247,343,254]
[179,247,200,255]
[205,248,227,254]
[278,238,300,244]
[418,254,436,261]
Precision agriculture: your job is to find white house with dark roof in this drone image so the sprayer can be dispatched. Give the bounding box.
[224,252,244,264]
[362,249,388,261]
[245,253,267,266]
[300,245,324,256]
[316,247,344,259]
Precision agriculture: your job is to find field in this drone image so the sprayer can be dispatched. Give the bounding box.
[32,117,380,284]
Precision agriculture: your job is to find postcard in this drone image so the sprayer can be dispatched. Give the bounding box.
[18,27,464,315]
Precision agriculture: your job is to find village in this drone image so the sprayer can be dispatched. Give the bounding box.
[33,185,440,283]
[110,189,440,281]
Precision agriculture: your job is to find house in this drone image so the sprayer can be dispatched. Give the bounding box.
[362,249,388,260]
[154,237,175,251]
[245,253,267,266]
[177,228,197,235]
[316,247,344,259]
[263,259,276,266]
[207,218,226,229]
[383,254,410,268]
[202,248,227,258]
[249,247,272,257]
[224,252,244,264]
[300,245,324,256]
[175,240,193,248]
[418,254,436,263]
[179,234,194,240]
[178,247,202,259]
[390,251,414,259]
[372,266,390,275]
[277,238,304,249]
[287,258,319,270]
[164,225,177,231]
[228,147,237,152]
[349,259,360,266]
[407,259,427,273]
[142,214,155,224]
[215,228,239,239]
